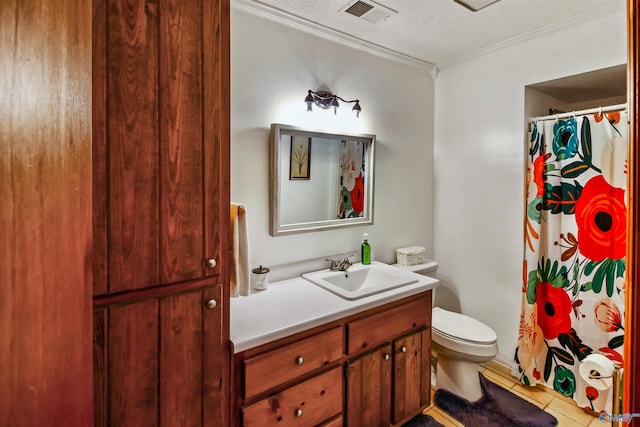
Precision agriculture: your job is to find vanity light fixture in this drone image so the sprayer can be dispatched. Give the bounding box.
[453,0,501,11]
[305,89,361,118]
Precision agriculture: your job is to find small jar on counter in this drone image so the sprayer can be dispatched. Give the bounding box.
[251,265,270,291]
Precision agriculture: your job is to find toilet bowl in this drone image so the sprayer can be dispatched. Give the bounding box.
[393,260,498,402]
[431,307,498,402]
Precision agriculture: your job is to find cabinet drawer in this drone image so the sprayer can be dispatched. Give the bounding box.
[243,326,343,398]
[242,367,343,427]
[347,296,430,354]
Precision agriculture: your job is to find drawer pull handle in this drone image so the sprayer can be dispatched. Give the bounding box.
[383,354,390,361]
[206,299,217,309]
[205,258,217,269]
[294,409,303,418]
[399,346,407,353]
[295,356,304,365]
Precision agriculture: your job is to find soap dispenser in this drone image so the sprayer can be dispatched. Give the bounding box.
[361,233,371,265]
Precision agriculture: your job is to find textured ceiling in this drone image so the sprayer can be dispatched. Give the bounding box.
[242,0,624,66]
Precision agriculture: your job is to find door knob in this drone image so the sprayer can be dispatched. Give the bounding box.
[205,258,217,268]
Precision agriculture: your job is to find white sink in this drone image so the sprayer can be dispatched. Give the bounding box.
[301,261,420,300]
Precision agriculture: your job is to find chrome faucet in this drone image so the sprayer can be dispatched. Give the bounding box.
[325,255,353,271]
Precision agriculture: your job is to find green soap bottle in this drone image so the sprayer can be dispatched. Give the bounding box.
[361,233,371,265]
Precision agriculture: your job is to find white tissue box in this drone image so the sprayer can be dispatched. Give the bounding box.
[396,246,426,266]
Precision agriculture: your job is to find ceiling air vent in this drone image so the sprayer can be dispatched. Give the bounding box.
[340,0,397,24]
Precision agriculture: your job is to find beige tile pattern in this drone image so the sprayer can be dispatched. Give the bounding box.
[423,361,601,427]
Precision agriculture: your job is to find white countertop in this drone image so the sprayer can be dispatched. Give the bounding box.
[230,262,439,353]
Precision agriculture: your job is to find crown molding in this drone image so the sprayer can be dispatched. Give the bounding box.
[436,1,627,70]
[231,0,435,72]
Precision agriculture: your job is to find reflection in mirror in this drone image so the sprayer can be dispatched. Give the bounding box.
[270,123,375,236]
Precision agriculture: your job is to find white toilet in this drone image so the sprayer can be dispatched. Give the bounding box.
[398,260,499,402]
[431,307,498,402]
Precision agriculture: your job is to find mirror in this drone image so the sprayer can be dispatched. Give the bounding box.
[270,123,375,236]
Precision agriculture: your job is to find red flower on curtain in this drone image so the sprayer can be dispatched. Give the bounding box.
[575,176,626,261]
[594,111,620,124]
[532,154,546,197]
[535,282,572,339]
[350,174,365,215]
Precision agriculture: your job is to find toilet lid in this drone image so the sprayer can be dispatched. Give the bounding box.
[432,307,497,344]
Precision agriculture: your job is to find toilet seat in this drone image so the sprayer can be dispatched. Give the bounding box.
[432,307,497,344]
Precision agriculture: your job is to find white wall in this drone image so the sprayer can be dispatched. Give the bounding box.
[433,5,627,364]
[231,9,435,270]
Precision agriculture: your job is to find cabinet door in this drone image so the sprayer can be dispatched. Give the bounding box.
[94,284,224,426]
[345,344,392,427]
[392,328,431,424]
[93,0,228,295]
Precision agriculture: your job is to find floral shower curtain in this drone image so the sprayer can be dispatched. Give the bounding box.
[514,110,628,413]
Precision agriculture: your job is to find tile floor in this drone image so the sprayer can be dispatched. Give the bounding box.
[423,360,607,427]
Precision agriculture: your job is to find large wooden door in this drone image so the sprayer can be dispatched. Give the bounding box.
[92,0,230,425]
[0,1,93,425]
[626,0,640,422]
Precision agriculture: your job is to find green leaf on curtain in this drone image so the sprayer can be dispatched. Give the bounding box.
[606,263,615,297]
[538,257,568,289]
[550,346,575,365]
[588,259,620,297]
[561,161,589,178]
[543,181,583,215]
[616,259,626,278]
[584,260,598,276]
[608,335,624,349]
[582,282,593,292]
[557,329,593,361]
[544,350,553,382]
[527,269,539,305]
[581,116,592,162]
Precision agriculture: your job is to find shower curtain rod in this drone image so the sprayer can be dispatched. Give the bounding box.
[527,103,627,123]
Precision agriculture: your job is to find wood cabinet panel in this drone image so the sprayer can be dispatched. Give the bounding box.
[160,290,203,426]
[94,0,228,295]
[109,299,159,426]
[346,295,429,354]
[95,285,224,426]
[203,0,230,282]
[244,326,343,398]
[159,0,205,284]
[107,0,161,292]
[242,367,343,427]
[345,345,392,427]
[320,415,344,427]
[392,328,430,424]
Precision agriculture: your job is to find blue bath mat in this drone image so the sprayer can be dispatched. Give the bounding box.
[402,413,445,427]
[434,373,557,427]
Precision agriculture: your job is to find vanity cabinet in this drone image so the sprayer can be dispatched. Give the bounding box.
[345,344,392,427]
[92,0,230,425]
[232,291,432,427]
[345,329,430,426]
[346,296,431,426]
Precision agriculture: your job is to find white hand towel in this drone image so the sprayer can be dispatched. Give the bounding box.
[230,203,250,297]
